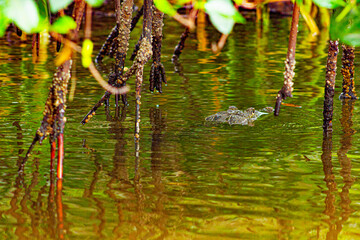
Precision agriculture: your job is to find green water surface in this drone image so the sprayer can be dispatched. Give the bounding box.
[0,13,360,240]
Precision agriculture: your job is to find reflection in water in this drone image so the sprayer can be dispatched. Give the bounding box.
[83,148,105,238]
[85,106,168,239]
[321,100,355,239]
[2,122,67,239]
[3,15,360,239]
[56,179,66,239]
[106,105,130,238]
[149,107,168,239]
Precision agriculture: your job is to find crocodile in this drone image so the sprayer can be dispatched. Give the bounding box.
[205,106,274,125]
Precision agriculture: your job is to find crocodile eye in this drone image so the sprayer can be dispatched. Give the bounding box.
[248,107,255,114]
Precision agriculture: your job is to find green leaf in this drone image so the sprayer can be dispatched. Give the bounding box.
[205,0,245,34]
[342,33,360,46]
[154,0,177,16]
[49,0,73,13]
[32,0,50,32]
[193,1,205,10]
[176,0,191,5]
[312,0,346,9]
[335,4,351,22]
[330,8,360,46]
[4,0,40,33]
[0,9,10,37]
[86,0,105,7]
[233,11,246,23]
[49,16,76,34]
[295,0,303,5]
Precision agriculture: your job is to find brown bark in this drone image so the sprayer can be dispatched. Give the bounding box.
[323,40,339,134]
[21,1,85,177]
[135,0,153,141]
[172,28,190,61]
[95,6,143,63]
[95,25,118,63]
[274,3,300,116]
[149,7,166,92]
[114,0,134,105]
[340,45,357,99]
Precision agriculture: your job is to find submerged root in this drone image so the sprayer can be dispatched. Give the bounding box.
[20,60,72,171]
[323,40,339,134]
[149,63,166,92]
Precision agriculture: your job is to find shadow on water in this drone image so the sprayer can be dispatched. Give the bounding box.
[321,100,355,240]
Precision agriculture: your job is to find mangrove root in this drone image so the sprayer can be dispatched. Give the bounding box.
[95,5,143,63]
[340,45,357,100]
[323,40,339,134]
[149,7,166,92]
[172,28,189,61]
[274,3,300,116]
[20,60,72,177]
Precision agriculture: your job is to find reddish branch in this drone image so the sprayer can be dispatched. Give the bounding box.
[55,59,71,179]
[274,3,300,116]
[323,40,339,134]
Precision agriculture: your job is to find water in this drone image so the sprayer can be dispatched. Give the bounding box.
[1,12,360,239]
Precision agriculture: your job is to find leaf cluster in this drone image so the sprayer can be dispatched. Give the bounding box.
[154,0,245,34]
[309,0,360,46]
[0,0,104,36]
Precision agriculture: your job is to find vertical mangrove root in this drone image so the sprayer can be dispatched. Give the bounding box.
[21,1,84,179]
[340,45,357,100]
[323,40,339,134]
[172,28,190,61]
[274,3,300,116]
[84,0,134,123]
[135,0,153,143]
[83,1,159,125]
[114,0,133,106]
[20,60,72,176]
[149,7,166,93]
[83,1,160,132]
